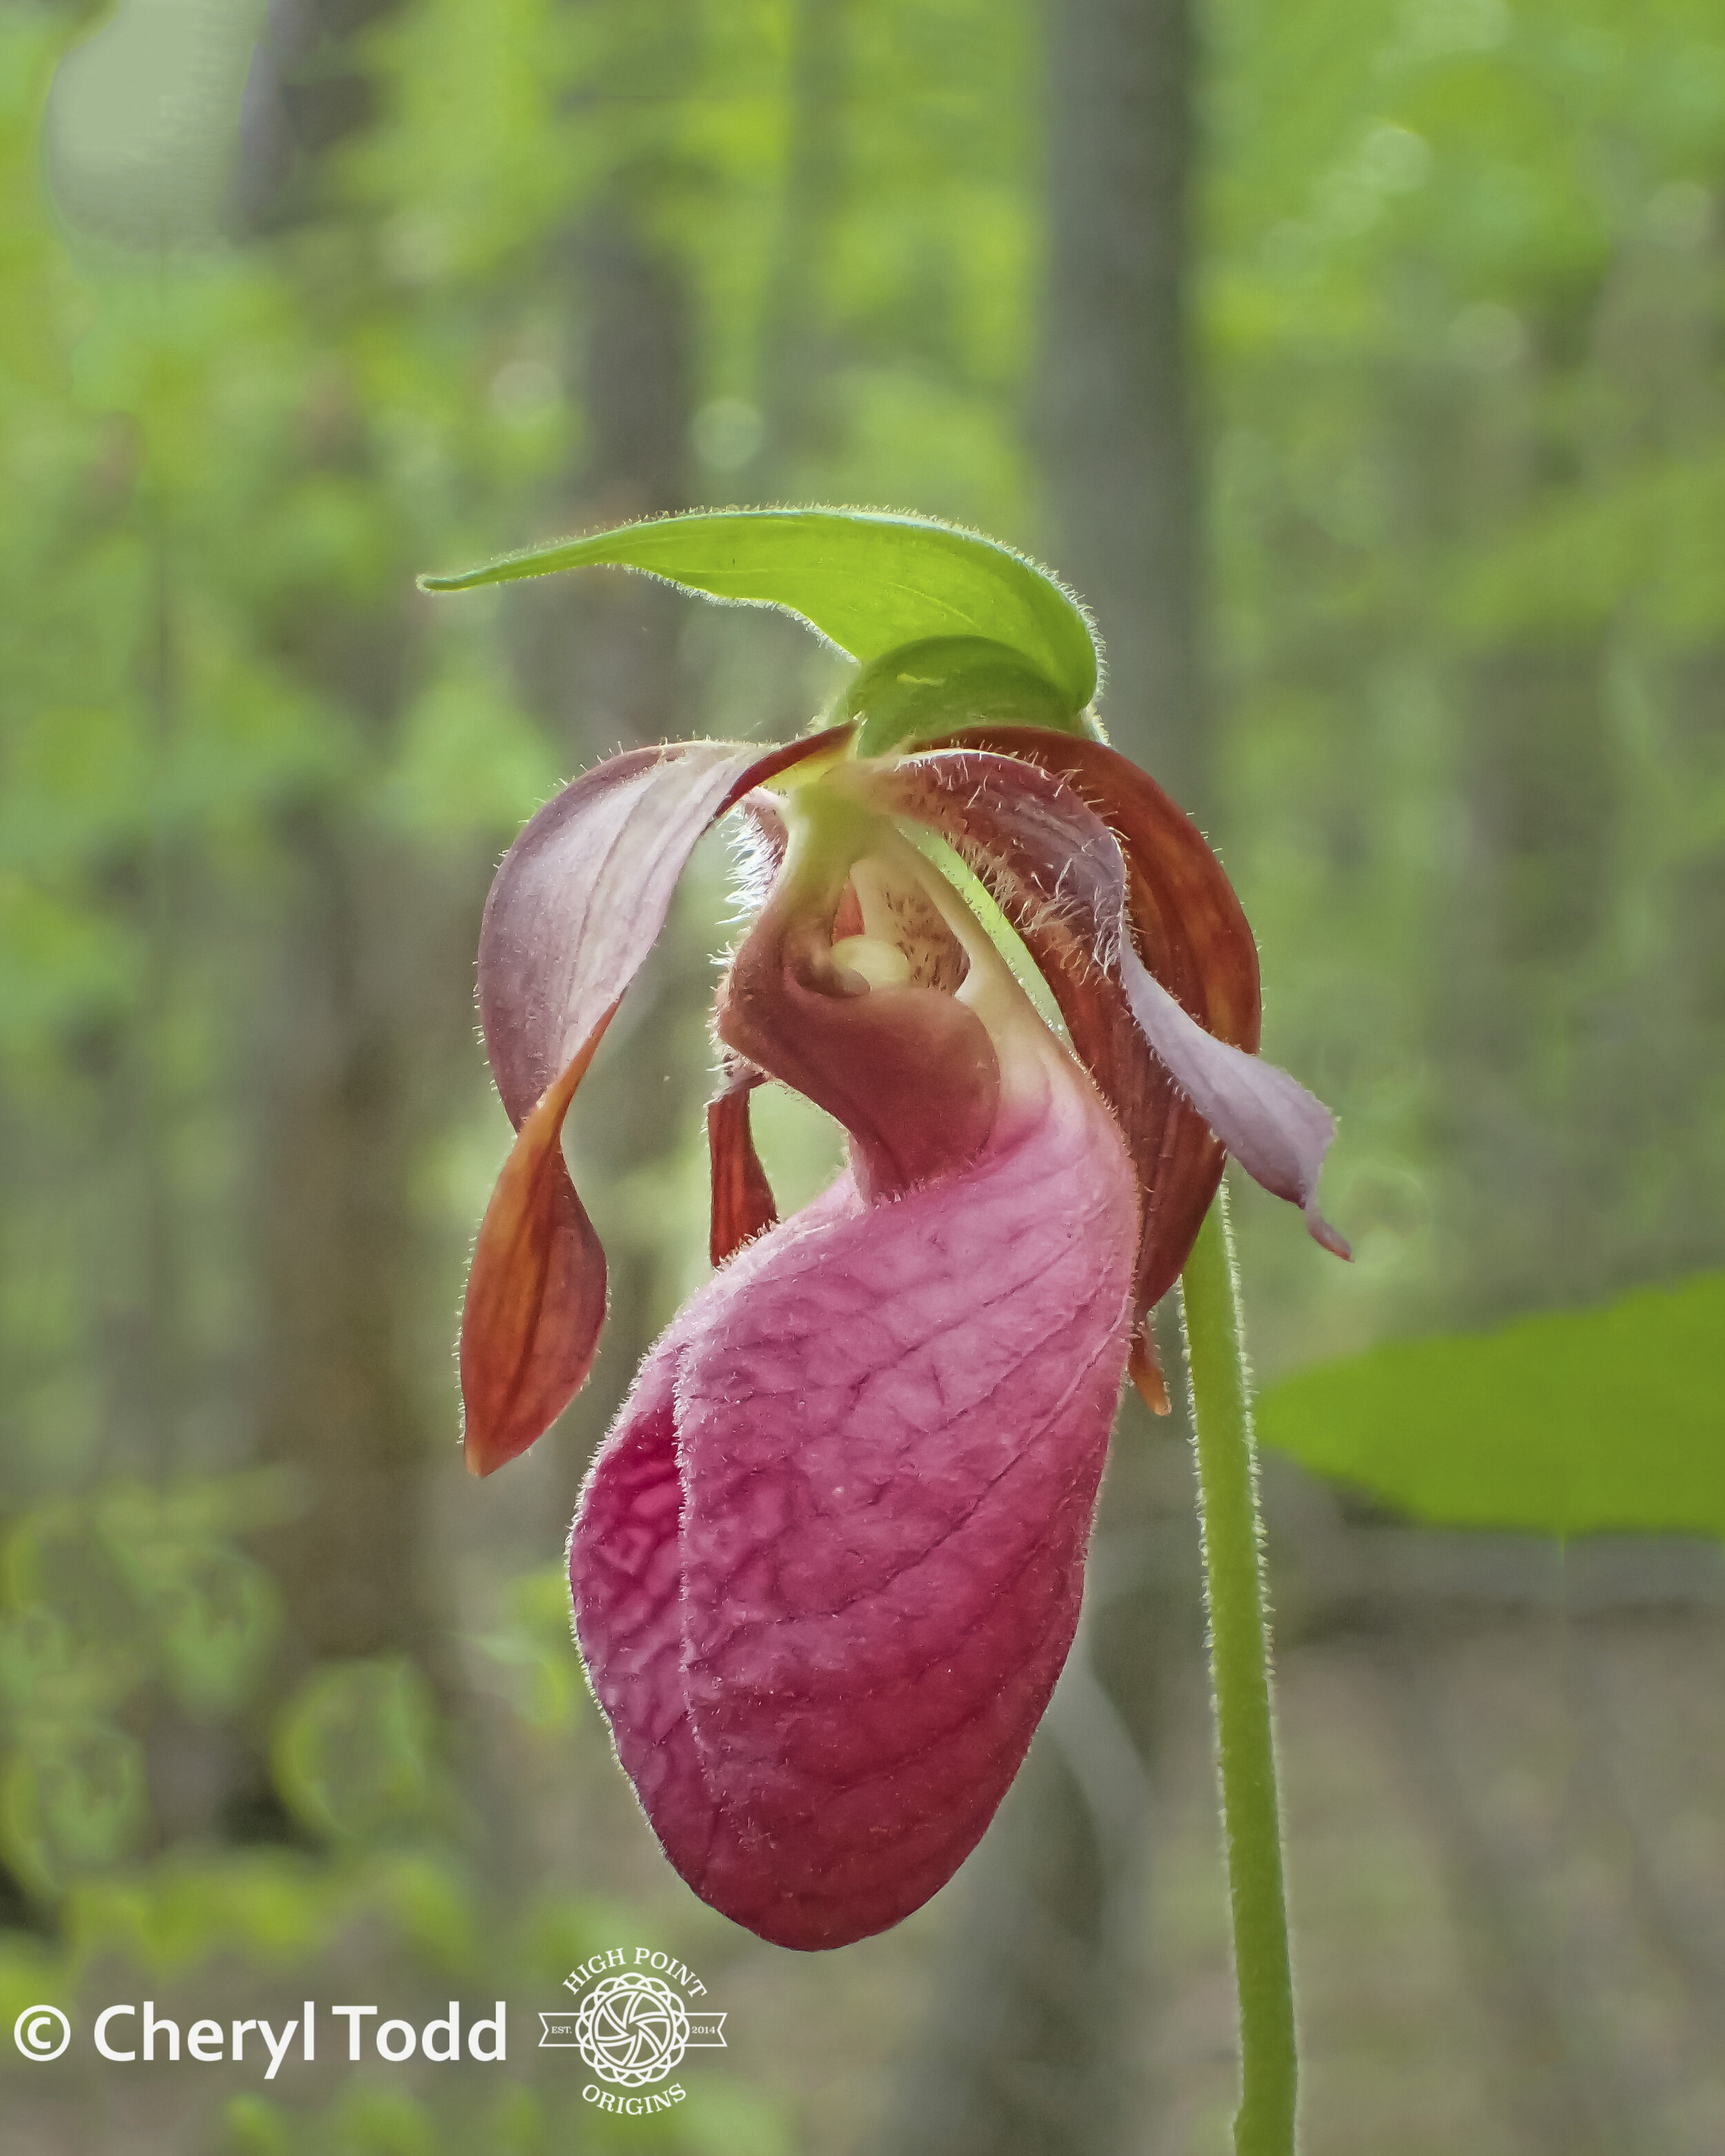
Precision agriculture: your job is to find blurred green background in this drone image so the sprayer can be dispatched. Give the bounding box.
[1,0,1721,2151]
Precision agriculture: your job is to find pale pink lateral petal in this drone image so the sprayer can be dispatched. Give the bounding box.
[870,740,1347,1260]
[480,726,854,1127]
[945,726,1262,1048]
[1119,946,1350,1257]
[459,725,856,1472]
[870,745,1227,1308]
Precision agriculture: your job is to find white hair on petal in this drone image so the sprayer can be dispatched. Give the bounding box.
[722,796,784,928]
[940,822,1122,985]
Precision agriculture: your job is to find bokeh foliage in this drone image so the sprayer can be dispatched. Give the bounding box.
[0,0,1721,2146]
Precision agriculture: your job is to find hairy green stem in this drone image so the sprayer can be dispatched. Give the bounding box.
[1181,1185,1299,2155]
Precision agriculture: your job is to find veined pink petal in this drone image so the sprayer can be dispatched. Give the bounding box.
[570,1038,1138,1949]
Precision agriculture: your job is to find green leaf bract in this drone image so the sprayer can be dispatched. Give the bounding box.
[420,507,1100,713]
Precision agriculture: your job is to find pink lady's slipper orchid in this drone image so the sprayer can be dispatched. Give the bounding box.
[431,511,1346,1952]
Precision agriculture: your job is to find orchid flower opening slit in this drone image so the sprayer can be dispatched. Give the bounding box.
[425,511,1347,2151]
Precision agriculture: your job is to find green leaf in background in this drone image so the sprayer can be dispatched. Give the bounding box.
[466,1564,586,1734]
[2,1721,148,1889]
[66,1850,339,1972]
[327,2084,437,2156]
[221,2093,296,2156]
[420,506,1101,711]
[273,1659,440,1842]
[1257,1271,1724,1539]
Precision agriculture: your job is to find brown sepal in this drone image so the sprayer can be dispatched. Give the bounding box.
[1128,1328,1172,1416]
[460,1007,618,1477]
[707,1081,778,1267]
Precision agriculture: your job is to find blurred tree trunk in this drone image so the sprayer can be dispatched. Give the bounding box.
[880,5,1205,2153]
[249,811,461,1683]
[1440,640,1617,1321]
[512,202,692,751]
[510,181,703,1525]
[1667,645,1725,1078]
[1038,0,1205,818]
[226,0,474,1829]
[755,0,850,490]
[235,0,400,230]
[228,615,483,1837]
[247,0,704,1668]
[1417,301,1618,1323]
